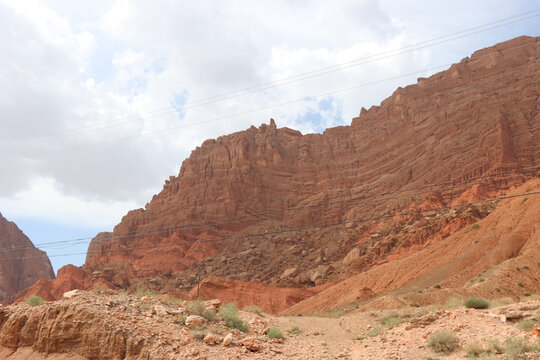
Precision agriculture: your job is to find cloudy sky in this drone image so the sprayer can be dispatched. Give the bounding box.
[0,0,538,273]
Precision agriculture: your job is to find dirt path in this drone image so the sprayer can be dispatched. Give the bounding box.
[272,301,540,360]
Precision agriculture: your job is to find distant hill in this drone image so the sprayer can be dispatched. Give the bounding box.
[0,212,54,301]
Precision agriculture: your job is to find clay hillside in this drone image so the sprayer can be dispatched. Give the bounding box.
[0,212,54,302]
[14,35,540,314]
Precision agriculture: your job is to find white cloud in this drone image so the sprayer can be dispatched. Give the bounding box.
[0,0,537,234]
[0,177,137,228]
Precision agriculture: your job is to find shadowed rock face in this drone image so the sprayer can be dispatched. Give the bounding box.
[0,213,54,301]
[83,36,539,288]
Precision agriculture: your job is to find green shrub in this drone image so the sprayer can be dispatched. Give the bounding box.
[219,303,249,332]
[517,317,540,332]
[174,313,186,325]
[310,309,344,318]
[463,341,485,358]
[202,308,216,322]
[288,325,301,334]
[212,326,224,334]
[24,295,45,306]
[486,338,504,354]
[471,224,480,230]
[444,295,464,309]
[465,297,490,309]
[427,330,459,354]
[186,300,216,321]
[242,305,262,315]
[137,301,149,311]
[386,317,402,328]
[505,336,537,359]
[489,297,513,308]
[134,288,158,298]
[187,300,206,316]
[267,327,284,339]
[160,294,183,307]
[191,326,208,340]
[367,326,384,337]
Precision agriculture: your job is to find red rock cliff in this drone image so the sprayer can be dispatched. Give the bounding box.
[0,212,54,301]
[85,36,540,288]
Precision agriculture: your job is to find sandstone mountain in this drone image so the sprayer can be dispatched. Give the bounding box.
[14,35,540,312]
[82,35,539,291]
[0,212,54,301]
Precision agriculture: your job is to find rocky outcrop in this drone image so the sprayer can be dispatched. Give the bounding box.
[0,212,54,301]
[283,178,540,313]
[83,36,539,291]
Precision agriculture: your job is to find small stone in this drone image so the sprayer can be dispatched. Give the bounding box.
[223,333,233,346]
[205,299,221,309]
[185,315,206,329]
[239,336,261,352]
[154,305,168,317]
[203,332,219,345]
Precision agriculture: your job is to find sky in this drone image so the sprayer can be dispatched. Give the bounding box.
[0,0,538,274]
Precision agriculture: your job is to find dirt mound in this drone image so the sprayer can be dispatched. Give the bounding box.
[283,178,540,314]
[189,277,334,313]
[0,212,54,302]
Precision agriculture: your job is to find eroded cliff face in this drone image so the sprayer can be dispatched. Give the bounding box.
[82,36,539,292]
[0,213,54,301]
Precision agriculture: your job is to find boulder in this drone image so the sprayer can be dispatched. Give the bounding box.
[185,315,206,329]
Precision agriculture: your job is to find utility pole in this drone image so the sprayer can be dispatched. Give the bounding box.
[196,269,201,299]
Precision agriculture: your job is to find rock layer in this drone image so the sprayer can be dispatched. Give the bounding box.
[0,212,54,301]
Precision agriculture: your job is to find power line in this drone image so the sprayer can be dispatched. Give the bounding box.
[2,165,538,253]
[1,189,538,262]
[4,10,539,151]
[38,39,539,155]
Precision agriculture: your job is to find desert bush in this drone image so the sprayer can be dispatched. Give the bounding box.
[220,303,249,332]
[187,299,206,316]
[377,313,402,328]
[427,330,459,354]
[517,317,540,332]
[186,299,215,321]
[288,325,301,334]
[134,288,157,298]
[202,308,216,322]
[521,294,540,301]
[505,336,537,359]
[190,326,208,340]
[463,341,485,358]
[486,338,504,354]
[24,295,45,306]
[242,305,262,315]
[310,309,344,318]
[464,297,490,309]
[489,297,513,308]
[174,313,186,325]
[267,327,284,339]
[367,326,384,337]
[212,326,224,334]
[471,223,480,230]
[137,301,149,311]
[160,294,183,307]
[444,295,464,309]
